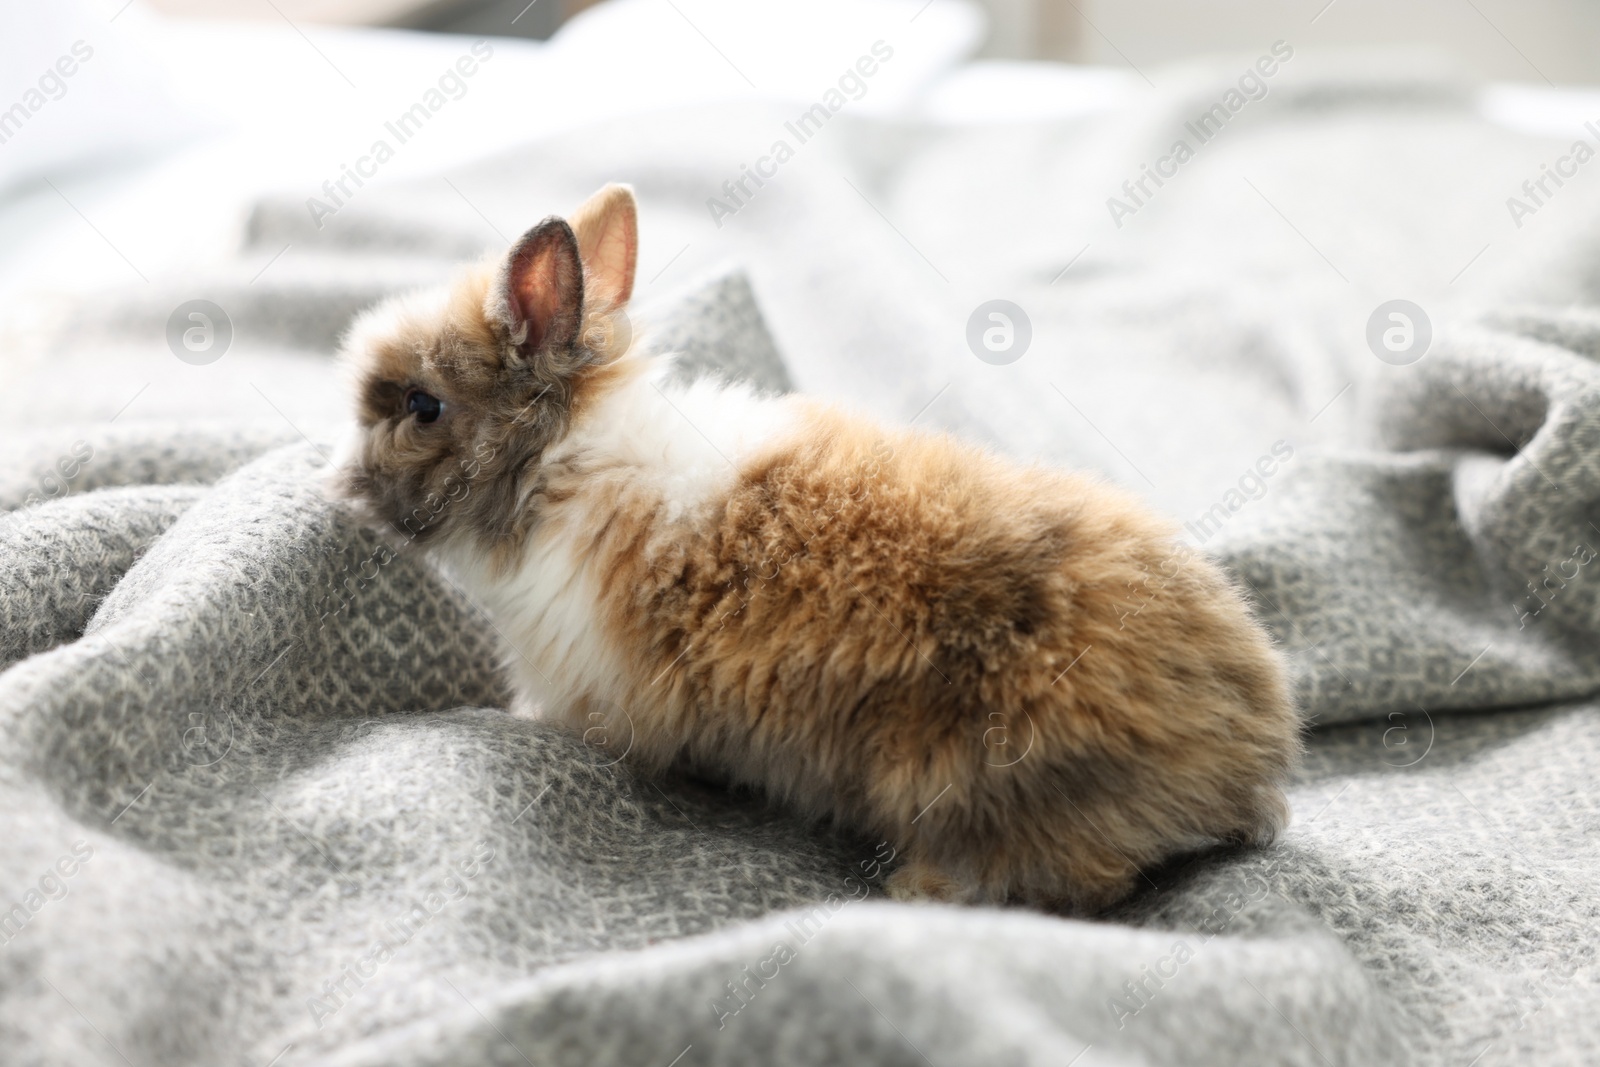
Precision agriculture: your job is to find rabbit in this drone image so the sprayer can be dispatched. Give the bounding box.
[332,182,1300,913]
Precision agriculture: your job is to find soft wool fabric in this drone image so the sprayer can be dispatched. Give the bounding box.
[3,59,1600,1066]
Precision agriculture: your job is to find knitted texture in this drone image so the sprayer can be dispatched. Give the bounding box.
[3,62,1600,1067]
[1224,310,1600,722]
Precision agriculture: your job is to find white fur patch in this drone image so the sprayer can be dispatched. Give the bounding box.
[447,537,622,716]
[438,358,798,715]
[563,362,795,522]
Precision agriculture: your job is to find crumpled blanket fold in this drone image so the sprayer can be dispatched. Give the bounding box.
[3,60,1599,1067]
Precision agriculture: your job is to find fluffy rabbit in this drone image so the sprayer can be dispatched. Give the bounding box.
[333,183,1299,912]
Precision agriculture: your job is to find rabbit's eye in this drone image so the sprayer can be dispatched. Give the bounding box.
[405,389,442,424]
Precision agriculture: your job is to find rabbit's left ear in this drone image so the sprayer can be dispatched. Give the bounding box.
[489,217,584,358]
[569,183,638,307]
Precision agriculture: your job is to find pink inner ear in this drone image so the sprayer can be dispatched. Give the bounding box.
[570,185,638,309]
[587,222,637,307]
[507,223,581,351]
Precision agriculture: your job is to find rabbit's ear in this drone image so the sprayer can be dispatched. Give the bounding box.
[569,183,638,308]
[488,217,584,358]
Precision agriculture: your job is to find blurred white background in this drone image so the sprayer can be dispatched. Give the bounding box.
[991,0,1600,84]
[4,0,1598,312]
[143,0,1600,82]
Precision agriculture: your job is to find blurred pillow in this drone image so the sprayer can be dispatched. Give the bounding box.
[0,1,215,198]
[551,0,985,116]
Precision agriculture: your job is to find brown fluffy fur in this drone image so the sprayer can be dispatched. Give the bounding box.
[334,184,1301,913]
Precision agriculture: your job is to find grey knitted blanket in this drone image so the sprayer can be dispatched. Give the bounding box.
[4,57,1599,1066]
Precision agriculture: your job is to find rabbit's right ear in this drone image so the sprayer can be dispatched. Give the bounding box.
[487,217,584,358]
